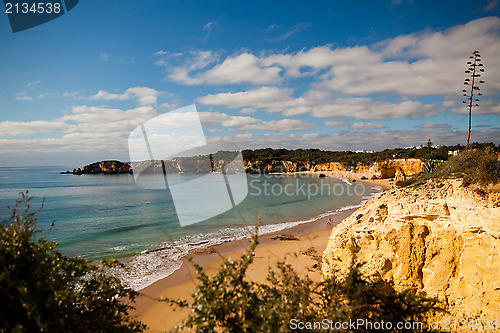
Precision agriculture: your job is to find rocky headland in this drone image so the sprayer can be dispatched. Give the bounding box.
[322,178,500,329]
[61,160,132,175]
[65,157,424,180]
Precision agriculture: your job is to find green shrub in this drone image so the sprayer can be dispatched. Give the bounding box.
[164,231,442,332]
[446,150,500,186]
[398,149,500,189]
[0,192,146,333]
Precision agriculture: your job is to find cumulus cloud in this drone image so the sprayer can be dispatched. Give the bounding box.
[197,87,293,111]
[199,128,500,152]
[167,52,283,85]
[324,120,349,127]
[0,104,156,147]
[198,88,439,120]
[349,122,384,130]
[164,17,500,120]
[92,87,161,106]
[449,98,500,115]
[0,120,68,137]
[198,112,315,132]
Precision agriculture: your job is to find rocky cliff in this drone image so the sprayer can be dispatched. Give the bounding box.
[62,160,132,174]
[65,158,424,179]
[322,179,500,328]
[244,158,424,179]
[312,158,424,180]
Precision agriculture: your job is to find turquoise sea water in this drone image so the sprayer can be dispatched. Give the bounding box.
[0,166,380,289]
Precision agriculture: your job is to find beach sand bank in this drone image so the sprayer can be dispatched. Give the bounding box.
[132,177,391,332]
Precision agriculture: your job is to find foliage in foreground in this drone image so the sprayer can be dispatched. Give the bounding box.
[164,232,442,332]
[397,149,500,190]
[0,192,146,333]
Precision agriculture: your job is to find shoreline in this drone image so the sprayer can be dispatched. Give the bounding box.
[131,175,391,331]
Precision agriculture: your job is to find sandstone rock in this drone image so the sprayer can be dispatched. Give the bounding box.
[394,167,406,182]
[311,158,423,179]
[65,161,132,175]
[322,179,500,330]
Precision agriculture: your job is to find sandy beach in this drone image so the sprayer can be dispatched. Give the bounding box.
[132,177,391,332]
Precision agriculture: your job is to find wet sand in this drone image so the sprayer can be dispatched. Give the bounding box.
[132,177,391,332]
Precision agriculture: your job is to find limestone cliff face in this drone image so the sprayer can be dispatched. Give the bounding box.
[312,162,345,172]
[356,158,424,179]
[322,179,500,327]
[69,158,424,178]
[245,158,424,179]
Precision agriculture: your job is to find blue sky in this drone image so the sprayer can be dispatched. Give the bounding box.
[1,0,499,166]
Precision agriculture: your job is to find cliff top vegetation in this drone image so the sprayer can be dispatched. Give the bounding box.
[242,142,499,165]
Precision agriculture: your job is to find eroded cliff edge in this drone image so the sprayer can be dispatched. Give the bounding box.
[322,179,500,324]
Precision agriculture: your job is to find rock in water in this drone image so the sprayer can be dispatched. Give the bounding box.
[63,160,132,174]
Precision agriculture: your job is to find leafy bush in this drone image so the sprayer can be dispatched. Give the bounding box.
[0,192,146,333]
[445,149,500,186]
[164,231,442,332]
[398,149,500,189]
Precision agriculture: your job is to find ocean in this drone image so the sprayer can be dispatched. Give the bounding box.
[0,166,380,289]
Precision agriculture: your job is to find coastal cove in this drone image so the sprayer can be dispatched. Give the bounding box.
[0,166,388,291]
[132,174,390,330]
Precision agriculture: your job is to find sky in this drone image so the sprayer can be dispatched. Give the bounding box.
[1,0,500,167]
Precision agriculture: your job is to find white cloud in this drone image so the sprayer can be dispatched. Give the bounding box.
[92,87,161,106]
[308,98,438,120]
[1,105,156,143]
[26,80,41,87]
[449,98,500,115]
[166,17,500,120]
[267,23,310,42]
[324,120,348,127]
[198,111,314,132]
[168,52,283,85]
[0,120,68,137]
[204,21,215,32]
[197,86,293,111]
[239,108,256,114]
[159,102,179,111]
[264,45,381,77]
[198,88,439,120]
[37,92,58,99]
[199,128,500,152]
[99,52,110,61]
[62,90,83,98]
[349,122,385,130]
[238,119,315,131]
[15,92,32,101]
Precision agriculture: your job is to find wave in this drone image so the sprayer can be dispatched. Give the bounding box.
[114,184,383,291]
